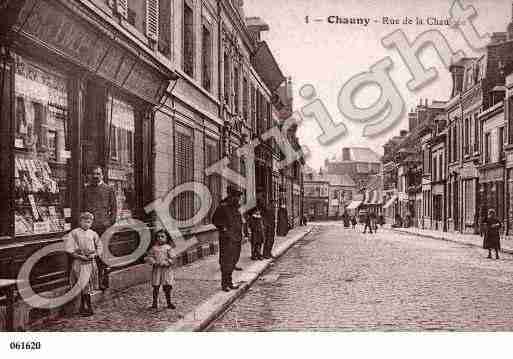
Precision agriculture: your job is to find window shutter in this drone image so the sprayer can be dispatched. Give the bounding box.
[146,0,159,42]
[116,0,128,19]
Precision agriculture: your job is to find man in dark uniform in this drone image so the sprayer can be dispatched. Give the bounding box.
[212,186,243,292]
[82,165,117,290]
[262,200,276,259]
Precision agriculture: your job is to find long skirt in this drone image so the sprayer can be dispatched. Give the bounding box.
[70,259,99,295]
[483,234,501,250]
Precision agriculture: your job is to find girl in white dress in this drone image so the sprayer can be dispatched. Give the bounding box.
[65,212,102,316]
[145,229,176,310]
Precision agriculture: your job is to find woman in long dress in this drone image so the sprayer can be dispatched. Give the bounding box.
[483,209,501,259]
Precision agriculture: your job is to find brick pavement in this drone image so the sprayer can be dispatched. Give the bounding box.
[210,224,513,331]
[30,227,310,331]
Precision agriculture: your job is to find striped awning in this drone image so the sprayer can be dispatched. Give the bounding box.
[363,190,383,205]
[383,195,398,209]
[346,200,362,210]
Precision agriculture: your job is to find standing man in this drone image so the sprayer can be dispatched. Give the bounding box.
[363,211,373,234]
[82,165,117,290]
[262,199,276,259]
[212,186,243,292]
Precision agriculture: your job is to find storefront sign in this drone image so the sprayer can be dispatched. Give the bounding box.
[480,167,504,182]
[17,0,166,104]
[458,165,478,179]
[432,184,444,195]
[33,221,51,235]
[108,168,126,181]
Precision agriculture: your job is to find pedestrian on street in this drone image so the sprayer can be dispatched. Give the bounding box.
[370,212,378,234]
[82,165,117,290]
[263,200,276,259]
[277,202,290,237]
[363,212,373,234]
[379,214,385,227]
[248,203,265,260]
[145,229,176,310]
[483,209,502,260]
[350,215,357,230]
[212,186,244,292]
[64,212,102,317]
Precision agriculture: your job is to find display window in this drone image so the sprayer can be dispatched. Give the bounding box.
[12,54,71,237]
[105,95,136,222]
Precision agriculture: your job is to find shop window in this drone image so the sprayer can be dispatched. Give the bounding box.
[106,95,136,220]
[13,55,71,237]
[183,2,195,77]
[201,22,212,91]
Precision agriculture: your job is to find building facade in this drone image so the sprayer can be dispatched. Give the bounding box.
[0,0,302,328]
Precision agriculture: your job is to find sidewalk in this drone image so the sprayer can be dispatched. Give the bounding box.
[388,225,513,254]
[30,226,312,332]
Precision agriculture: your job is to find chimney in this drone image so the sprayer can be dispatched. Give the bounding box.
[342,148,351,161]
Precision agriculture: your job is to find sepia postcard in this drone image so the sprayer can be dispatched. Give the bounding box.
[0,0,512,357]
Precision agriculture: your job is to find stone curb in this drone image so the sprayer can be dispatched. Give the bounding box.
[390,228,513,255]
[165,227,313,332]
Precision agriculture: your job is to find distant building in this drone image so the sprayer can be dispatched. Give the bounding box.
[325,147,382,192]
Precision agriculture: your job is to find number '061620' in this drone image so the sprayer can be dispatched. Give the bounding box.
[10,341,41,350]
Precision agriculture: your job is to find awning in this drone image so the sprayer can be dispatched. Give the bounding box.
[383,195,398,209]
[346,200,362,210]
[368,190,383,205]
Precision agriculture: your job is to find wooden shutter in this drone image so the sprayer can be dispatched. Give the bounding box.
[174,128,194,221]
[116,0,128,19]
[146,0,159,41]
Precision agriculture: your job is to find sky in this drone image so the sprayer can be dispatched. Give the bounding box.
[244,0,513,171]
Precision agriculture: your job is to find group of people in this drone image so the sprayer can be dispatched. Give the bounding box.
[64,165,295,316]
[65,166,179,316]
[342,211,383,234]
[212,186,290,292]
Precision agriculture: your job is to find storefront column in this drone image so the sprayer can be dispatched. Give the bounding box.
[0,47,14,237]
[69,75,85,228]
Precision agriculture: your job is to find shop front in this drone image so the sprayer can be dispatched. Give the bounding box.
[479,164,505,229]
[0,0,175,310]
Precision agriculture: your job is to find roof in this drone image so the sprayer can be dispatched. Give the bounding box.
[326,174,356,187]
[330,147,381,163]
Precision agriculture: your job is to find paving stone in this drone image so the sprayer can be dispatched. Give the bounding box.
[209,224,513,331]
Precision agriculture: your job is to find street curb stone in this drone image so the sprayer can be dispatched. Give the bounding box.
[391,228,513,255]
[165,227,313,332]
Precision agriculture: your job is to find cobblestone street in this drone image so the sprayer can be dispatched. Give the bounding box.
[209,224,513,331]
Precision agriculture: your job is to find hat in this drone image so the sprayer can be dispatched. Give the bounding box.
[227,186,243,197]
